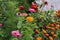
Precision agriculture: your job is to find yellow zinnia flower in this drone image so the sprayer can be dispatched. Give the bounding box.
[26,16,34,22]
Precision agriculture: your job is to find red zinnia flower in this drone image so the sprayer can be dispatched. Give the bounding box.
[19,5,25,10]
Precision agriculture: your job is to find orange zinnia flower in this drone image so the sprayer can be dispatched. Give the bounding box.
[51,32,55,35]
[53,34,57,37]
[36,37,43,40]
[42,29,47,34]
[51,28,55,30]
[46,25,50,28]
[49,36,53,40]
[35,29,39,33]
[45,33,49,37]
[26,16,34,22]
[54,10,60,17]
[51,24,55,27]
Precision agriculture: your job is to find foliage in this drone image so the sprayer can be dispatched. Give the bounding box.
[0,0,60,40]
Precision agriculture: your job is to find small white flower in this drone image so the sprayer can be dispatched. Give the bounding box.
[16,12,21,16]
[35,0,43,5]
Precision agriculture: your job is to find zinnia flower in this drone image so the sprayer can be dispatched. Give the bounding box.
[35,0,43,5]
[31,2,38,11]
[19,5,25,10]
[16,12,21,16]
[36,37,43,40]
[26,16,34,22]
[11,30,22,37]
[29,8,36,13]
[0,23,2,27]
[44,1,48,5]
[54,10,60,17]
[20,13,28,17]
[16,12,28,17]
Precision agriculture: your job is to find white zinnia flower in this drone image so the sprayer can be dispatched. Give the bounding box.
[35,0,43,5]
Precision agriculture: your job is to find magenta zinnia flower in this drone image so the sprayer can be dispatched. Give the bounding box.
[29,8,36,13]
[11,30,22,37]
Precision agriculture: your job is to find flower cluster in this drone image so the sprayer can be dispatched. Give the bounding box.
[1,0,60,40]
[15,1,60,40]
[33,22,60,40]
[16,2,38,22]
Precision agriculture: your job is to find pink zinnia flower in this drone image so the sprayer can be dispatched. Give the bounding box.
[11,30,22,37]
[29,8,36,12]
[0,23,2,27]
[16,12,28,17]
[20,13,28,16]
